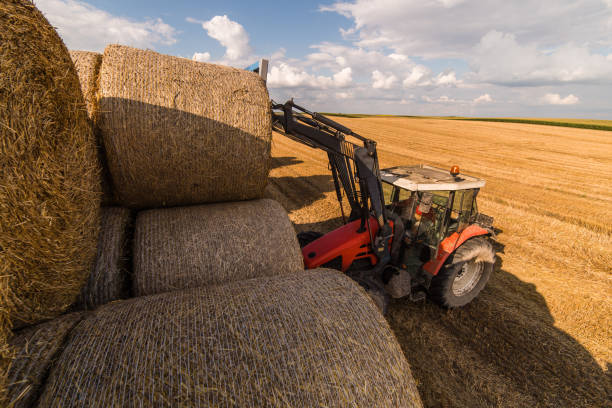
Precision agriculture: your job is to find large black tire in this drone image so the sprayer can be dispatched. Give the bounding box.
[428,237,495,308]
[297,231,323,248]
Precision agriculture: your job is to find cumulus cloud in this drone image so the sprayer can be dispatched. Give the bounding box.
[267,63,353,89]
[372,70,397,89]
[473,94,493,103]
[35,0,177,51]
[471,30,612,85]
[192,52,211,62]
[187,15,252,62]
[422,95,459,103]
[321,0,612,90]
[322,0,611,58]
[541,93,579,105]
[434,70,460,86]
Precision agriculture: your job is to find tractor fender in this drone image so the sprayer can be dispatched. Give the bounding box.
[423,224,491,276]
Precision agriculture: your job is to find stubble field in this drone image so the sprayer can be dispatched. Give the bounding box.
[264,117,611,407]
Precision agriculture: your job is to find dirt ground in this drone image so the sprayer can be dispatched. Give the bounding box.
[265,117,611,408]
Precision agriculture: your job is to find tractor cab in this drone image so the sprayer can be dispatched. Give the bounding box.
[380,165,490,252]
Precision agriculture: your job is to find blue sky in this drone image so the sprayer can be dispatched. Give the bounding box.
[36,0,612,118]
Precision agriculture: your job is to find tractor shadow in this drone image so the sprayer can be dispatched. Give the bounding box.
[265,155,339,217]
[270,156,304,169]
[295,219,611,407]
[388,234,610,407]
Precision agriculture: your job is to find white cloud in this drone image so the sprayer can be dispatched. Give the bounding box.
[473,94,493,104]
[372,70,397,89]
[422,95,459,103]
[541,93,579,105]
[436,0,466,7]
[192,52,211,62]
[434,70,459,86]
[471,30,612,85]
[322,0,611,58]
[333,67,353,86]
[197,15,251,61]
[35,0,177,51]
[267,63,353,89]
[389,53,408,61]
[403,65,432,87]
[473,93,493,103]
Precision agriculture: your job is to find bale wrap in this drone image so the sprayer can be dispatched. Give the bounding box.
[78,207,131,309]
[0,0,101,394]
[39,270,422,407]
[7,313,86,408]
[98,44,272,209]
[134,199,302,296]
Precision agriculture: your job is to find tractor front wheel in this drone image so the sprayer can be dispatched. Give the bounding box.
[428,237,495,308]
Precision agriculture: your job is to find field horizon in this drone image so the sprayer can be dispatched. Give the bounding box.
[319,113,612,132]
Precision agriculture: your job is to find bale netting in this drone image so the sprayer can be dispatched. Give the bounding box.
[0,0,101,388]
[6,312,86,408]
[69,50,115,206]
[133,199,302,296]
[98,44,272,209]
[77,207,131,309]
[38,269,422,407]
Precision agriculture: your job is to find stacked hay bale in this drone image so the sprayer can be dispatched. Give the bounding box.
[39,270,422,407]
[98,44,272,209]
[0,0,101,396]
[78,207,131,309]
[68,51,102,120]
[69,50,116,205]
[133,199,302,296]
[6,313,86,407]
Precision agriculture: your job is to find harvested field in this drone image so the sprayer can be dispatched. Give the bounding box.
[39,270,422,407]
[266,117,612,407]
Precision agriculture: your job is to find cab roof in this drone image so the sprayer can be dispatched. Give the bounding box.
[380,164,485,191]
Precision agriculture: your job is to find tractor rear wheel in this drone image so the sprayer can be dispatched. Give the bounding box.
[428,237,495,308]
[297,231,323,248]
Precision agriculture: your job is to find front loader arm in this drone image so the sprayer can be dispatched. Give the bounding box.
[271,99,393,271]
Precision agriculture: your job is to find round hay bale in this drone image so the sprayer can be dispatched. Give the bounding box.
[77,207,131,309]
[69,50,115,206]
[98,44,272,209]
[68,51,102,120]
[38,270,422,407]
[133,199,302,296]
[0,0,101,378]
[6,312,86,408]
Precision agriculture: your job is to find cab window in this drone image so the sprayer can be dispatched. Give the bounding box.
[382,182,395,205]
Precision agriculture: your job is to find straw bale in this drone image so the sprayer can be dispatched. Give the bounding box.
[6,312,86,408]
[39,269,422,407]
[68,50,102,120]
[78,207,131,309]
[0,0,101,392]
[98,44,272,209]
[134,199,302,296]
[69,50,116,205]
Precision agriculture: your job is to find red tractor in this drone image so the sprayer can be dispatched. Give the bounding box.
[272,100,496,312]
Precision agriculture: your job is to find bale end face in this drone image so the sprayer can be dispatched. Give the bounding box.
[0,0,102,388]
